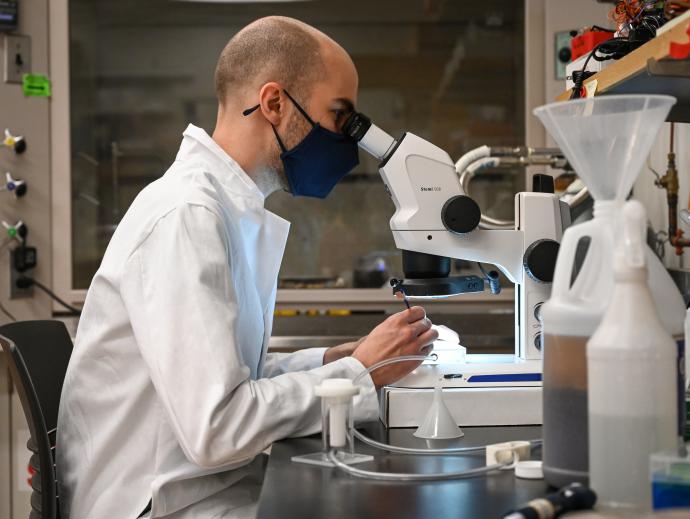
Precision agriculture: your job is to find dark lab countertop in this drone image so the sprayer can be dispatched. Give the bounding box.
[257,422,549,519]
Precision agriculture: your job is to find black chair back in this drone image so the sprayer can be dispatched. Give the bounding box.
[0,320,73,519]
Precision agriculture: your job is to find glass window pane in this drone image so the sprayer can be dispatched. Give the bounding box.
[69,0,524,289]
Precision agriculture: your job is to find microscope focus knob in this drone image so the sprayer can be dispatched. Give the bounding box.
[442,195,481,234]
[523,239,560,283]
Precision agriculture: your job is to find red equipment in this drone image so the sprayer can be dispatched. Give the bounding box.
[571,30,615,60]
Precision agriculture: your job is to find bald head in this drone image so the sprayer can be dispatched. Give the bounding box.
[214,16,330,106]
[212,17,359,197]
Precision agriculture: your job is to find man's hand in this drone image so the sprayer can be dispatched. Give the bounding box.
[323,336,366,365]
[352,306,438,389]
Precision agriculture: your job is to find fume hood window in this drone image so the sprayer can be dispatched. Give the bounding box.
[69,0,525,289]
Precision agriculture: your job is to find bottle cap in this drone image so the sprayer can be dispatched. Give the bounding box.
[314,378,359,398]
[515,460,544,479]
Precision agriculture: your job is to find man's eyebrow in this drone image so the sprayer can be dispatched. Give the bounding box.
[332,97,355,112]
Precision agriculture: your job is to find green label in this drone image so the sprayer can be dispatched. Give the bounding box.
[22,74,51,97]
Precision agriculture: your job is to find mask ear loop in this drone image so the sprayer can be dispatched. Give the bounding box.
[240,102,288,153]
[242,91,313,121]
[242,105,260,116]
[242,89,312,153]
[271,125,288,153]
[282,89,316,127]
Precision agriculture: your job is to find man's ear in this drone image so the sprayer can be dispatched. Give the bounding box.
[258,82,284,126]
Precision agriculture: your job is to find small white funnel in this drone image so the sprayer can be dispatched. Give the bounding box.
[533,95,676,202]
[413,382,464,440]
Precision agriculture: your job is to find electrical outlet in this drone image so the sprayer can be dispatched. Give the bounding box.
[8,250,32,299]
[4,34,30,84]
[554,30,574,80]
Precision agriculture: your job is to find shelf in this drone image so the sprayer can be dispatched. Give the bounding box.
[556,16,690,122]
[274,288,515,314]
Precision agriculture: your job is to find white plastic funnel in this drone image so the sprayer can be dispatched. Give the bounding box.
[413,383,464,440]
[533,95,676,201]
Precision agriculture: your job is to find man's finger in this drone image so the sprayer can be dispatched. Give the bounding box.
[408,317,432,337]
[402,305,426,323]
[416,327,439,348]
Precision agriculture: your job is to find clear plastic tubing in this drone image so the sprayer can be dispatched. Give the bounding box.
[328,449,512,482]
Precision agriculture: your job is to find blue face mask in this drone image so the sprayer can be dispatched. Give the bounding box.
[243,90,359,198]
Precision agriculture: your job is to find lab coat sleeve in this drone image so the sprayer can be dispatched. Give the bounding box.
[262,348,328,377]
[120,203,378,470]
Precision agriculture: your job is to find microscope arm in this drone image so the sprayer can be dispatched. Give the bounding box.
[344,113,564,360]
[345,114,526,283]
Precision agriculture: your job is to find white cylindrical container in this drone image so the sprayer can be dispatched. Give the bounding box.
[587,201,678,511]
[328,401,348,448]
[315,379,359,451]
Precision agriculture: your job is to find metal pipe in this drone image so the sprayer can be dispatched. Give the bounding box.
[656,124,690,255]
[490,146,563,158]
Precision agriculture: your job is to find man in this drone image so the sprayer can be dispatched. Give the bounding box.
[57,16,437,518]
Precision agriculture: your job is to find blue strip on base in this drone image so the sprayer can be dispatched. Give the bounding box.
[467,373,542,383]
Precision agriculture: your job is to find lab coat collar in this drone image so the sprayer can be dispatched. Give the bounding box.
[179,124,266,203]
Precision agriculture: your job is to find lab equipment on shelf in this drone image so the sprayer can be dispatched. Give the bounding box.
[588,200,678,511]
[533,94,686,488]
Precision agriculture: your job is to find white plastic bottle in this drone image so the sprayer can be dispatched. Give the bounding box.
[540,200,685,488]
[587,201,678,511]
[534,95,687,488]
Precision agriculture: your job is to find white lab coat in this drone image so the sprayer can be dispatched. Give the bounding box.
[56,124,379,519]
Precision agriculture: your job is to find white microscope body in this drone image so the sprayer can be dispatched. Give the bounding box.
[344,115,569,427]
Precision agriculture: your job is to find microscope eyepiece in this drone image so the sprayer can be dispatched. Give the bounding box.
[343,112,396,161]
[342,112,372,142]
